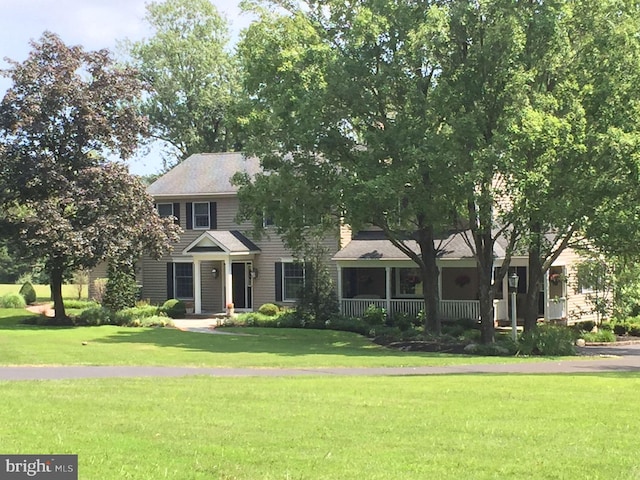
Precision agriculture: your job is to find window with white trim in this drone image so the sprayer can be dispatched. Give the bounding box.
[157,203,174,218]
[193,202,210,229]
[395,268,423,298]
[174,263,194,299]
[283,262,304,301]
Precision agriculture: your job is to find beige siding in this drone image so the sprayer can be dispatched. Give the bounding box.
[140,195,340,311]
[88,262,108,301]
[553,247,599,324]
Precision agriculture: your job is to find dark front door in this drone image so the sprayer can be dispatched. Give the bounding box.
[232,262,252,309]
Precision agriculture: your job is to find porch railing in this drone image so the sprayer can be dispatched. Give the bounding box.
[340,298,504,321]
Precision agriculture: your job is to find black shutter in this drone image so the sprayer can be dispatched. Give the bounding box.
[275,262,283,302]
[210,202,217,230]
[186,202,193,230]
[173,203,180,225]
[166,263,174,299]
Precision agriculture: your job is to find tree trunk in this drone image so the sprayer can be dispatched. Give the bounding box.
[417,226,441,335]
[476,231,496,344]
[50,265,67,321]
[524,249,543,333]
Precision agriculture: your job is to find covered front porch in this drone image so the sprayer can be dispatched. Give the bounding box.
[336,263,507,322]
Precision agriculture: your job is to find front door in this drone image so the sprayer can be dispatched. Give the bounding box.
[232,262,252,309]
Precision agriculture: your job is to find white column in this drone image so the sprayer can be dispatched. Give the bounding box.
[225,257,233,309]
[336,265,343,315]
[385,266,392,314]
[193,259,202,314]
[544,270,550,322]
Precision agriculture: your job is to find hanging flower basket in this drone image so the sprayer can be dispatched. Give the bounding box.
[549,273,566,285]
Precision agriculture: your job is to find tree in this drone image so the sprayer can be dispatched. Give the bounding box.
[128,0,242,164]
[236,0,470,335]
[0,33,181,321]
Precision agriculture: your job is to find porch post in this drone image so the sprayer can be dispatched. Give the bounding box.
[385,266,392,315]
[194,258,202,314]
[224,257,233,309]
[543,270,549,322]
[336,265,343,315]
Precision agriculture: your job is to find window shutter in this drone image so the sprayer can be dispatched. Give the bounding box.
[173,203,180,225]
[166,263,174,299]
[210,202,217,230]
[186,202,193,230]
[275,262,283,302]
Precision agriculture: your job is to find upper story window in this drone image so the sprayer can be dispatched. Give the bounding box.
[157,203,174,218]
[193,202,210,229]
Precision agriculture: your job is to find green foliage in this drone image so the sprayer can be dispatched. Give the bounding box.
[0,293,26,308]
[114,305,164,325]
[385,312,414,332]
[162,299,187,319]
[296,245,339,324]
[613,322,629,336]
[573,320,596,332]
[258,303,280,316]
[63,300,99,310]
[78,307,114,326]
[324,316,369,336]
[103,264,139,312]
[362,305,387,326]
[518,325,576,356]
[581,330,616,343]
[18,281,36,305]
[129,0,242,161]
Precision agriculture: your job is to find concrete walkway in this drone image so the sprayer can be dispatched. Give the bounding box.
[1,344,639,381]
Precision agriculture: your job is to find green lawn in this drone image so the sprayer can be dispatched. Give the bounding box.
[0,283,87,301]
[1,374,639,479]
[0,309,551,368]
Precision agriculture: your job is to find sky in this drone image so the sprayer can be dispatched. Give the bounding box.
[0,0,252,175]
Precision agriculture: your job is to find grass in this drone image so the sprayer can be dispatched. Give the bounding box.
[0,283,87,301]
[1,374,639,479]
[0,309,553,368]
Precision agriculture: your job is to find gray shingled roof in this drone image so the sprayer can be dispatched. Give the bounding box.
[184,230,261,254]
[333,230,507,261]
[147,153,261,197]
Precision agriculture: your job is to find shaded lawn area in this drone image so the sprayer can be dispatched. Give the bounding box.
[0,309,552,368]
[1,374,639,479]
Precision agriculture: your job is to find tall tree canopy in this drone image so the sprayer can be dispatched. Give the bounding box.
[128,0,242,164]
[0,32,180,320]
[237,0,640,342]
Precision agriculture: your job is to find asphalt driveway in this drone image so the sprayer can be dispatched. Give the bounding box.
[1,343,639,381]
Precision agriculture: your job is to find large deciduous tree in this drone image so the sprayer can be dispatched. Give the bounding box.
[235,0,471,335]
[128,0,242,164]
[0,32,180,321]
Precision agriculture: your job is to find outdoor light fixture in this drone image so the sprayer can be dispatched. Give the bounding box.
[508,272,519,290]
[250,268,259,279]
[211,268,219,279]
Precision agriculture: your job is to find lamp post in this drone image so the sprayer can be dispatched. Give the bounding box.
[508,272,519,342]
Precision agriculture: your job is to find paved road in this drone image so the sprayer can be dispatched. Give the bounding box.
[1,344,639,381]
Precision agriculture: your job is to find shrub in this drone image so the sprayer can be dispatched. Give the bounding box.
[103,264,138,312]
[629,324,640,337]
[114,305,164,325]
[518,325,576,356]
[362,305,386,326]
[18,281,37,305]
[442,323,466,338]
[581,330,616,343]
[386,312,414,331]
[324,316,369,336]
[92,278,107,303]
[162,299,186,319]
[0,293,26,308]
[77,307,114,326]
[64,300,99,310]
[258,303,279,316]
[613,322,630,336]
[455,317,479,330]
[371,326,403,344]
[574,320,596,332]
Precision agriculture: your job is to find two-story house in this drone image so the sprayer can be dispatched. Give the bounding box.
[91,152,599,324]
[92,152,341,314]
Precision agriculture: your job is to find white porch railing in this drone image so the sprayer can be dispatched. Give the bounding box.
[340,298,503,321]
